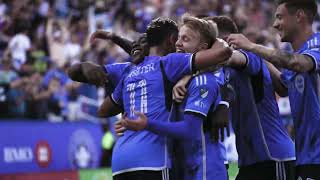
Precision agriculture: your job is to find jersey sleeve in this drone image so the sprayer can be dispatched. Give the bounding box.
[147,113,202,140]
[280,69,290,88]
[214,68,225,85]
[240,50,262,75]
[161,53,194,83]
[110,78,123,106]
[301,49,320,72]
[184,74,219,118]
[104,63,130,84]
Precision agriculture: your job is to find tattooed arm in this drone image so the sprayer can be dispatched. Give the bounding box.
[227,33,315,72]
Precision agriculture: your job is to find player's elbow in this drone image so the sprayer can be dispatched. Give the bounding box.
[97,107,107,118]
[287,59,312,73]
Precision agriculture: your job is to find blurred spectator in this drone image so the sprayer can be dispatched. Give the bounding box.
[46,18,69,68]
[0,52,18,118]
[0,0,318,123]
[8,21,31,70]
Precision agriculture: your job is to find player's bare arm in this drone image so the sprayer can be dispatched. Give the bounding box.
[227,33,315,72]
[226,50,247,68]
[97,96,123,118]
[172,75,192,103]
[90,30,133,54]
[194,39,232,70]
[173,50,241,104]
[67,62,108,87]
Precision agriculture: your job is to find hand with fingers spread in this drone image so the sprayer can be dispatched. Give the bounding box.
[117,111,149,133]
[115,120,126,137]
[90,30,115,44]
[173,75,192,103]
[114,113,128,136]
[227,34,255,51]
[209,105,230,142]
[208,83,235,142]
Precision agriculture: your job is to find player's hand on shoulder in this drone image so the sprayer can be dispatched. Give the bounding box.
[227,33,254,51]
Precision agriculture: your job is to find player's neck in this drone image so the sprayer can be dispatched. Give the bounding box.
[149,46,168,56]
[291,25,314,51]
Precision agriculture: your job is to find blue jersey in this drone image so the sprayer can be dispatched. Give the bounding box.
[225,51,295,167]
[104,62,131,137]
[179,72,227,180]
[214,68,225,85]
[280,33,320,165]
[104,62,131,87]
[104,62,131,95]
[111,53,193,175]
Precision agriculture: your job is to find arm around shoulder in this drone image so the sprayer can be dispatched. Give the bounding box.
[194,39,232,71]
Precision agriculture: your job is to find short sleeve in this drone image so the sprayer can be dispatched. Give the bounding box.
[239,50,262,75]
[111,78,124,106]
[161,53,193,83]
[301,49,320,72]
[184,74,219,118]
[214,68,225,85]
[280,70,290,88]
[104,62,130,85]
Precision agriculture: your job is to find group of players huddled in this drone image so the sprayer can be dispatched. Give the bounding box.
[68,0,320,180]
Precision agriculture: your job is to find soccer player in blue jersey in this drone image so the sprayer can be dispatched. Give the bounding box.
[210,16,296,180]
[116,14,228,180]
[174,15,296,180]
[99,16,232,180]
[227,1,320,179]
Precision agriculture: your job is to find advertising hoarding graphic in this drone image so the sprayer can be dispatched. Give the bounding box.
[35,141,52,168]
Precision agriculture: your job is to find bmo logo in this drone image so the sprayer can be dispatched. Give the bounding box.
[3,141,52,167]
[4,147,33,163]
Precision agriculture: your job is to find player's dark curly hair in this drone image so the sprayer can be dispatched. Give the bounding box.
[277,0,317,23]
[146,17,179,46]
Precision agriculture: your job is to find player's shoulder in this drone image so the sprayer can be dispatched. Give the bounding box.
[190,72,218,88]
[106,62,131,68]
[161,52,193,61]
[311,33,320,42]
[303,33,320,52]
[239,49,260,61]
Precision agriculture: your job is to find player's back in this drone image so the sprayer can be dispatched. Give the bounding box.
[111,53,193,175]
[224,51,295,166]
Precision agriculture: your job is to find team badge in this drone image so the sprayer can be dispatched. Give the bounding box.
[200,88,208,98]
[225,70,230,82]
[294,75,305,94]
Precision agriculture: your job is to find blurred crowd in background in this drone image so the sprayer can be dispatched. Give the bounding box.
[0,0,319,138]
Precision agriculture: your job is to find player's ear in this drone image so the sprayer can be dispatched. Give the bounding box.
[295,9,305,23]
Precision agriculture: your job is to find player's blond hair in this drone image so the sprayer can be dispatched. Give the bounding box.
[181,13,218,48]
